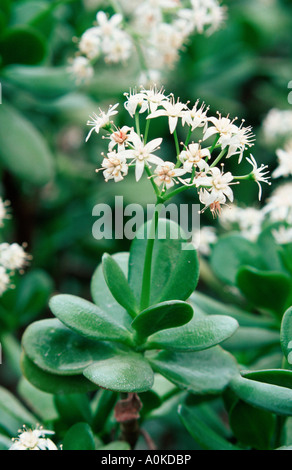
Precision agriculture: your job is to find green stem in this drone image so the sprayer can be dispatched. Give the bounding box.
[144,118,151,143]
[135,111,141,137]
[140,202,163,311]
[210,148,227,168]
[145,165,162,200]
[209,134,220,154]
[184,127,193,149]
[173,129,180,158]
[161,183,192,202]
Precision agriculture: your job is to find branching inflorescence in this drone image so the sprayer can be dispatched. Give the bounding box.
[86,87,270,219]
[70,0,227,84]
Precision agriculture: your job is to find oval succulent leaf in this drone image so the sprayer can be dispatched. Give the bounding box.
[242,369,292,389]
[280,306,292,364]
[21,353,97,395]
[0,104,54,185]
[211,234,264,286]
[91,252,132,330]
[229,374,292,416]
[22,318,118,376]
[49,294,133,345]
[131,300,194,339]
[83,353,154,393]
[128,219,199,306]
[102,253,139,318]
[236,267,292,319]
[148,346,239,395]
[145,315,239,352]
[178,404,241,451]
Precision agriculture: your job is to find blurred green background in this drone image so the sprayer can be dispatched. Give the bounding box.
[0,0,292,387]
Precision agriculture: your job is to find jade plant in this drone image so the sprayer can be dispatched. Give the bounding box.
[19,88,292,450]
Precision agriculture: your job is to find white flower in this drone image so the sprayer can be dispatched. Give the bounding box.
[272,226,292,245]
[263,182,292,224]
[203,113,238,142]
[119,133,163,181]
[199,189,227,218]
[221,123,255,162]
[181,100,209,131]
[195,166,235,203]
[0,266,11,296]
[220,205,264,241]
[153,161,186,190]
[102,30,133,63]
[206,1,227,35]
[246,154,271,200]
[0,243,31,271]
[179,143,210,173]
[69,56,94,84]
[273,142,292,179]
[79,27,101,60]
[9,426,58,451]
[140,86,170,114]
[147,95,188,134]
[0,198,11,227]
[262,108,292,144]
[124,90,149,118]
[107,126,133,151]
[86,103,119,141]
[98,151,129,183]
[192,226,217,255]
[96,11,123,37]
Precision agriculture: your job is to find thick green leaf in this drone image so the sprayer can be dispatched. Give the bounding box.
[84,353,154,393]
[236,267,292,319]
[49,294,133,346]
[0,386,36,437]
[17,378,58,423]
[62,423,95,451]
[178,404,240,450]
[2,65,76,98]
[257,223,287,273]
[0,434,12,450]
[280,306,292,364]
[91,390,118,434]
[91,252,132,330]
[131,300,193,339]
[229,400,276,450]
[54,394,92,426]
[229,375,292,416]
[242,369,292,389]
[21,353,97,395]
[190,291,277,328]
[148,347,239,395]
[0,104,54,185]
[128,219,199,306]
[22,318,118,376]
[211,234,264,285]
[0,26,46,65]
[222,327,280,352]
[102,253,139,317]
[146,315,238,351]
[14,269,53,325]
[90,252,132,329]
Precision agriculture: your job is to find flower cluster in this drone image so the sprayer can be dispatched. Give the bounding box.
[262,108,292,146]
[9,425,59,451]
[0,198,31,296]
[71,0,227,84]
[205,129,292,250]
[86,86,269,219]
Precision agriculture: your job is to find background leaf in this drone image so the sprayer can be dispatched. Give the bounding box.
[0,104,54,185]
